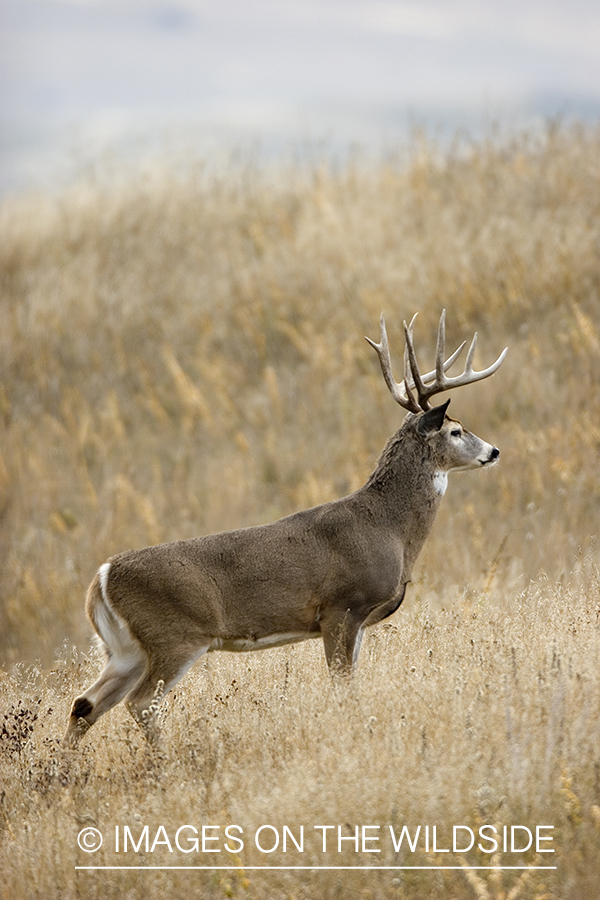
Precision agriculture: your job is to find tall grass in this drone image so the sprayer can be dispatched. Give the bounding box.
[1,572,599,898]
[1,123,600,897]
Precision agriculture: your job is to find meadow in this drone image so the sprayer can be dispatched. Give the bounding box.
[1,122,599,898]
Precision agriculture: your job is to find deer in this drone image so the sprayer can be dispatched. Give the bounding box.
[63,310,507,748]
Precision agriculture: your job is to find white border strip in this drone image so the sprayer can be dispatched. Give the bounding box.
[76,865,557,871]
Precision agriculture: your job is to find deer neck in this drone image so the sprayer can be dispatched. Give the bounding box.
[362,429,444,577]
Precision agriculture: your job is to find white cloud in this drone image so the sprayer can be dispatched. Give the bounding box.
[2,0,600,193]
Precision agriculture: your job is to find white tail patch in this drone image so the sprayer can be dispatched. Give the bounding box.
[91,564,147,675]
[99,562,111,603]
[433,471,448,496]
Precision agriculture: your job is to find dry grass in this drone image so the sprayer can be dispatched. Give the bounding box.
[1,574,600,898]
[1,122,600,897]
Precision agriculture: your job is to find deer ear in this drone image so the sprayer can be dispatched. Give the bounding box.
[417,399,450,434]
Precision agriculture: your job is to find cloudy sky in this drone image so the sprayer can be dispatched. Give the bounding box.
[1,0,599,193]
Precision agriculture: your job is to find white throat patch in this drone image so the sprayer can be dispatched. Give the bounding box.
[433,471,448,496]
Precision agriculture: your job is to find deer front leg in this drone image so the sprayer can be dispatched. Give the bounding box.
[321,610,364,677]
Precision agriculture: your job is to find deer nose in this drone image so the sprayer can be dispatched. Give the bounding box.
[490,447,500,461]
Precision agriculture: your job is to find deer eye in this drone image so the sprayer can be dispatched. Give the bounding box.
[450,428,462,437]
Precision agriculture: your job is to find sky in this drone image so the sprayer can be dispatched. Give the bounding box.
[1,0,599,194]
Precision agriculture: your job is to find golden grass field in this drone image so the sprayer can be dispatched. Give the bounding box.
[1,123,600,898]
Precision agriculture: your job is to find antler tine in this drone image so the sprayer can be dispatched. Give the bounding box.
[402,312,465,387]
[367,310,506,414]
[365,314,421,413]
[465,331,478,373]
[417,311,508,405]
[403,314,427,407]
[435,308,447,383]
[403,310,469,409]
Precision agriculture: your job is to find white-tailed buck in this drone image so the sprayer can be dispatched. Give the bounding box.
[64,311,506,747]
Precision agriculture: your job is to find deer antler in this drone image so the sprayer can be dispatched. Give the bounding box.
[366,310,507,412]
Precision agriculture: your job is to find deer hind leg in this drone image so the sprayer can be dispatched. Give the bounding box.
[321,610,364,678]
[63,563,148,748]
[63,651,147,748]
[125,643,211,744]
[63,567,147,748]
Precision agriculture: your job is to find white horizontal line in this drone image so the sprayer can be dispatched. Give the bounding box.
[76,865,557,871]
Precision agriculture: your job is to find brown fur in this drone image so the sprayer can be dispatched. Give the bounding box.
[63,401,499,748]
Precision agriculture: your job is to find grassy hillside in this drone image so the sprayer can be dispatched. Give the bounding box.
[1,123,600,897]
[1,572,599,899]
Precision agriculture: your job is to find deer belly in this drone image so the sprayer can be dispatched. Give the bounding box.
[211,631,321,653]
